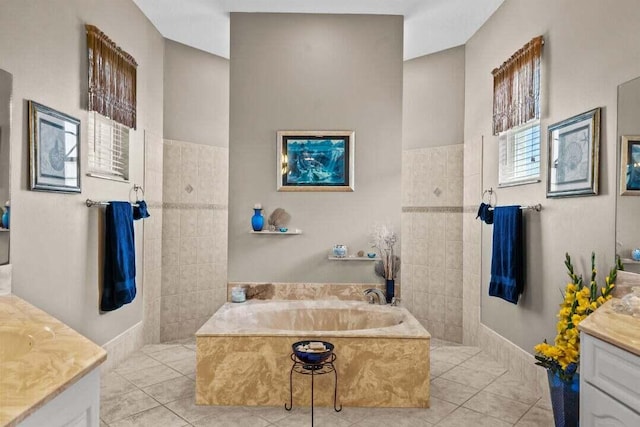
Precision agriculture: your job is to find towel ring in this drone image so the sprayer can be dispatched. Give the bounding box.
[482,188,497,206]
[129,184,144,204]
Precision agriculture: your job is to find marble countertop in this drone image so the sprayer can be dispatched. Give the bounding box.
[0,295,106,427]
[579,298,640,357]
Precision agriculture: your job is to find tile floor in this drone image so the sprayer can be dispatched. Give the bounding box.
[100,338,554,426]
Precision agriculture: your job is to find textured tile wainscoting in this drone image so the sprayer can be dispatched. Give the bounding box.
[161,139,229,341]
[402,144,464,342]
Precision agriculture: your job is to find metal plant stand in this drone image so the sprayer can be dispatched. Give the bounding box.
[284,352,342,426]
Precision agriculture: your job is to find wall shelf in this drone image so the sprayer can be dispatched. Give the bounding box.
[0,229,8,233]
[250,229,302,235]
[621,258,640,264]
[328,256,379,261]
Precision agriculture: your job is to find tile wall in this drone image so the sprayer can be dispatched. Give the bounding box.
[401,144,464,342]
[142,131,164,344]
[462,137,483,347]
[160,139,228,341]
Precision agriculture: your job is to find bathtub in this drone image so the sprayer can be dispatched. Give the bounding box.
[196,300,431,408]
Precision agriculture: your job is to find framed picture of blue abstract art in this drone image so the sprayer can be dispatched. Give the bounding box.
[620,135,640,195]
[277,130,355,192]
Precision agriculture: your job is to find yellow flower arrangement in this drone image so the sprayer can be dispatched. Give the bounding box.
[534,252,618,382]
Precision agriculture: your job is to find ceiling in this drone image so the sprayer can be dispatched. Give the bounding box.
[132,0,504,60]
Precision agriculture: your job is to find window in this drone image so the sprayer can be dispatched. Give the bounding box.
[87,111,130,181]
[498,119,540,187]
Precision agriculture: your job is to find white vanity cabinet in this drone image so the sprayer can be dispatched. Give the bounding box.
[18,368,101,427]
[580,332,640,426]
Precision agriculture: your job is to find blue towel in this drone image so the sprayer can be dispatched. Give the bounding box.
[133,200,150,220]
[489,206,524,304]
[476,202,494,224]
[101,202,136,311]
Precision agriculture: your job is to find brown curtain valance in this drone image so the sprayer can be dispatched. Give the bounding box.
[86,24,137,129]
[492,36,543,135]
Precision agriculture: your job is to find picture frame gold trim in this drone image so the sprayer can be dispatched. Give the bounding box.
[276,130,355,192]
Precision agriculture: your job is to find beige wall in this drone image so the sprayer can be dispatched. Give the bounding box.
[163,39,230,148]
[465,0,640,353]
[0,0,164,345]
[228,13,403,283]
[403,46,465,150]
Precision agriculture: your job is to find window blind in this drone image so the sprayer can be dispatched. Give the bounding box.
[499,120,540,187]
[87,112,130,181]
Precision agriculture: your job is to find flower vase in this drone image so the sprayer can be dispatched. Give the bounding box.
[1,206,9,229]
[251,208,264,232]
[385,279,394,304]
[547,370,579,427]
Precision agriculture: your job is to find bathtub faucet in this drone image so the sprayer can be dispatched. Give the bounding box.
[364,288,386,305]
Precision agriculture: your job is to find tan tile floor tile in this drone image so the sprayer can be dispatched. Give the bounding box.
[515,405,555,426]
[463,390,531,423]
[274,410,352,427]
[109,406,189,427]
[192,409,272,427]
[351,412,434,426]
[147,345,195,364]
[164,397,234,424]
[430,359,456,378]
[100,372,137,399]
[459,351,508,376]
[440,365,501,389]
[430,347,477,365]
[244,405,291,423]
[164,355,196,376]
[119,364,182,388]
[430,377,480,405]
[438,406,513,427]
[141,376,195,404]
[101,389,160,424]
[140,343,184,354]
[114,352,162,375]
[484,373,541,406]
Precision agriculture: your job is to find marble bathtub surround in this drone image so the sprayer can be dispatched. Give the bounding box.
[196,300,430,408]
[0,295,106,426]
[227,282,386,302]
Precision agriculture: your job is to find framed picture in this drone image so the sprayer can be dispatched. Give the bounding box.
[547,108,600,198]
[28,101,81,193]
[276,130,355,192]
[620,135,640,195]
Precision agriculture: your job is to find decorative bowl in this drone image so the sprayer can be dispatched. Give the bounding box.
[292,340,334,364]
[367,252,376,258]
[279,227,288,232]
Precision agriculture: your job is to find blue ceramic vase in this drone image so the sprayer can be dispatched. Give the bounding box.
[1,206,9,229]
[547,370,579,427]
[251,208,264,232]
[385,279,395,304]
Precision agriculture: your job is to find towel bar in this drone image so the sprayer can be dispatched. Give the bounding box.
[488,204,542,212]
